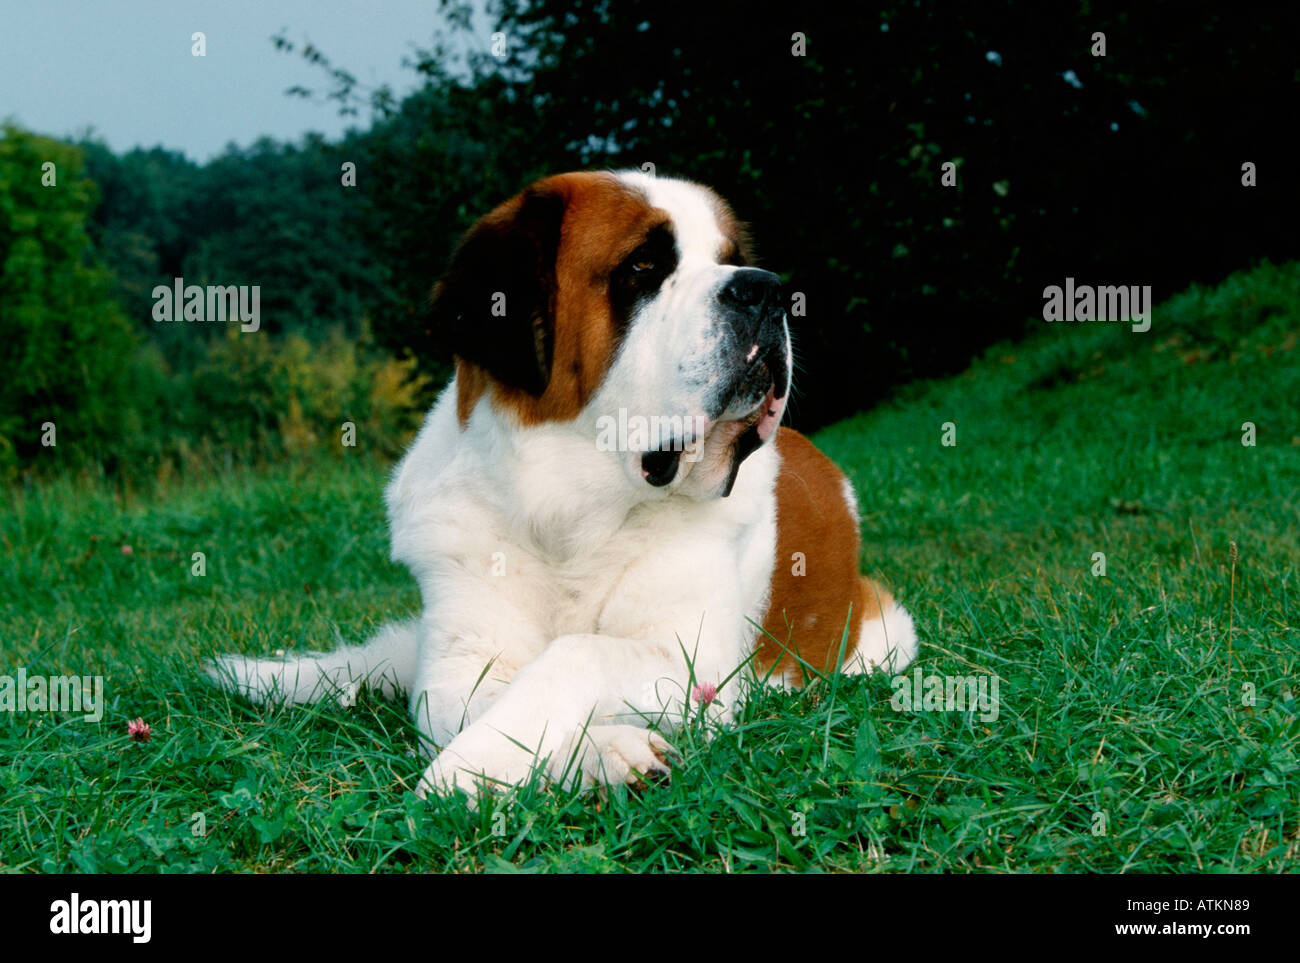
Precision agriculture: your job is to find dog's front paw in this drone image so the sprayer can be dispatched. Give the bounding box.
[413,722,676,802]
[413,726,536,804]
[414,752,488,803]
[414,751,513,805]
[554,724,675,791]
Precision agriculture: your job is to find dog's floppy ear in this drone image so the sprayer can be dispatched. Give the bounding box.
[429,184,567,398]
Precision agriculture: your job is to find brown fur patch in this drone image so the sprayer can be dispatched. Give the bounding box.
[757,428,892,683]
[456,172,667,427]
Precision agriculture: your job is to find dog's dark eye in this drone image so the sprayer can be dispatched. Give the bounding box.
[610,224,678,331]
[623,246,659,276]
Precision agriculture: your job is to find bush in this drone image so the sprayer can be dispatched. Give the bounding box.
[185,324,429,465]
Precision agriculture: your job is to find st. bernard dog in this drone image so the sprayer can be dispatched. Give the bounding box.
[209,170,918,798]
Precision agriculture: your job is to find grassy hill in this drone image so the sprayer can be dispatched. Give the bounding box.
[1,261,1296,872]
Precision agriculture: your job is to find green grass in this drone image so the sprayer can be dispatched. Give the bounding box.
[2,261,1298,873]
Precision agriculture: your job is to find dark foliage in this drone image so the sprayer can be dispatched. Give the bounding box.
[10,0,1291,479]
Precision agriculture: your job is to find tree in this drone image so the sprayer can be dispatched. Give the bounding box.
[0,125,152,473]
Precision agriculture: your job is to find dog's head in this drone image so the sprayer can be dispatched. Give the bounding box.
[431,170,790,499]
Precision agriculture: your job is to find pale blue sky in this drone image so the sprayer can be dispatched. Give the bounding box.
[0,0,482,161]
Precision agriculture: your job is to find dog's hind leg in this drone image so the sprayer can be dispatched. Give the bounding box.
[842,577,919,675]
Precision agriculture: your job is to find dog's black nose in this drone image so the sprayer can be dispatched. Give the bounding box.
[718,268,782,311]
[641,449,681,487]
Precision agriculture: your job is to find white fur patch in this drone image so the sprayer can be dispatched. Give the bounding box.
[841,476,860,523]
